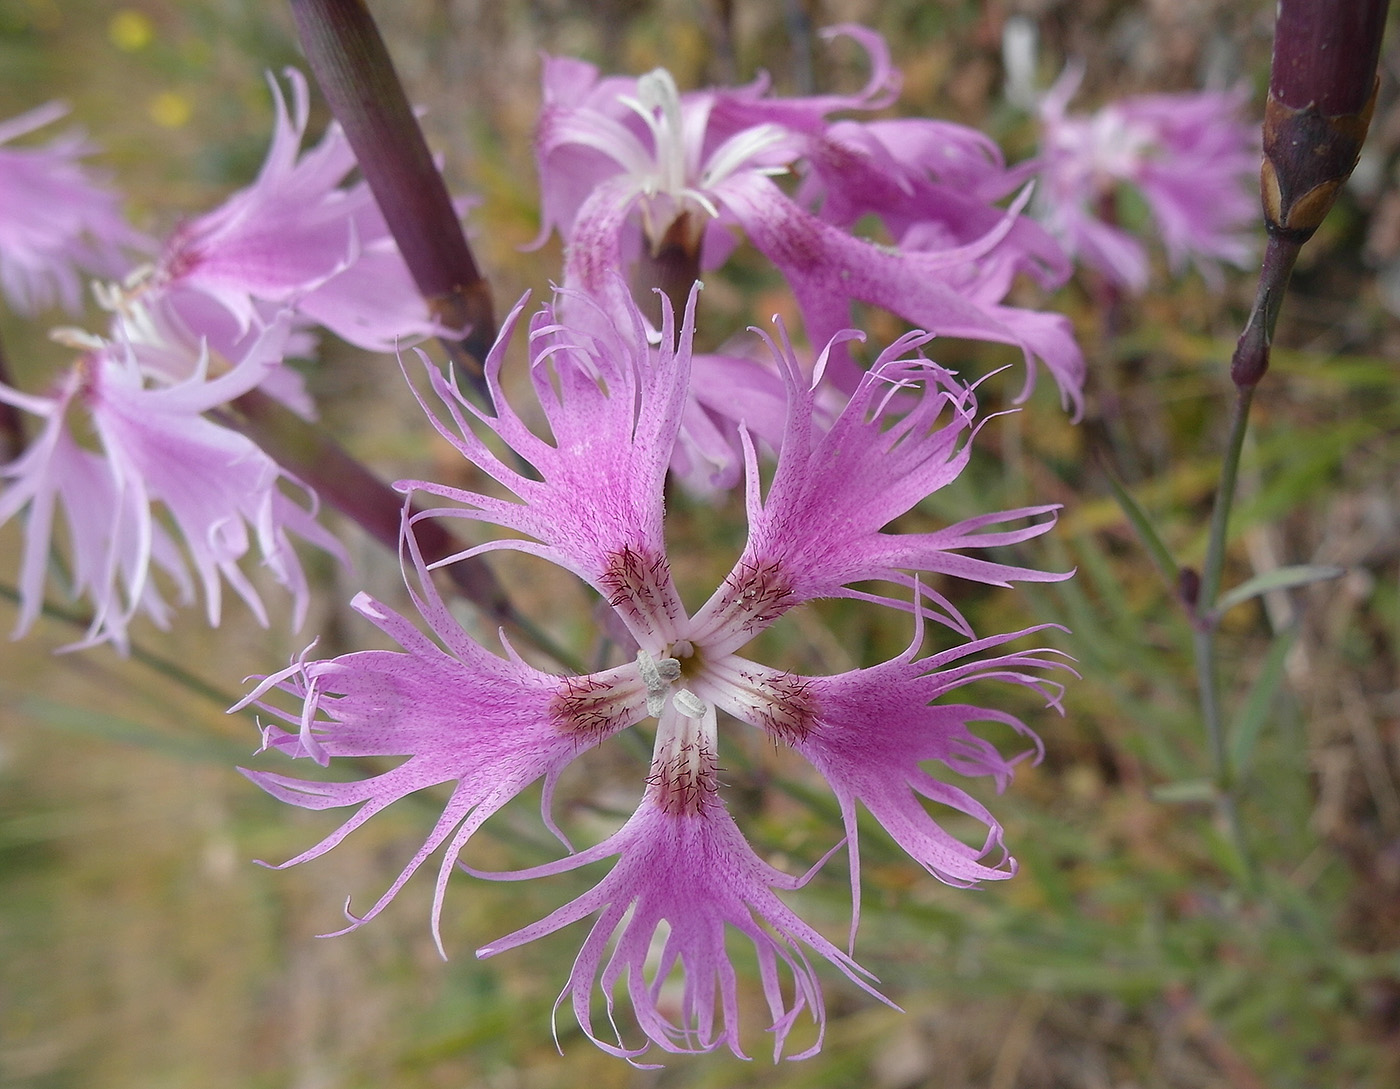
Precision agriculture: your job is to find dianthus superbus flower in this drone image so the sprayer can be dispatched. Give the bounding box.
[1034,64,1259,292]
[473,764,885,1065]
[534,25,1085,444]
[238,287,1068,1062]
[120,69,442,366]
[238,574,646,947]
[0,314,344,651]
[0,101,145,314]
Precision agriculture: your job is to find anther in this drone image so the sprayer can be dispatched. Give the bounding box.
[673,688,707,719]
[636,649,680,717]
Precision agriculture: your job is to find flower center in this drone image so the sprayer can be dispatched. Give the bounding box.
[633,70,691,204]
[636,648,682,716]
[617,68,717,250]
[550,652,681,745]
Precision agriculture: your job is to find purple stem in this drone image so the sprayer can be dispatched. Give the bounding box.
[288,0,497,389]
[228,388,513,626]
[0,331,23,464]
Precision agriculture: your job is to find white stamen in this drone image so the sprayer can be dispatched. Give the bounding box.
[635,69,687,197]
[123,262,157,291]
[637,648,662,693]
[636,649,681,718]
[699,123,789,189]
[619,67,726,240]
[49,326,105,350]
[673,688,707,719]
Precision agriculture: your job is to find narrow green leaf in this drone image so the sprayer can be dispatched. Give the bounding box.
[1228,626,1298,772]
[2,685,251,765]
[1215,564,1345,615]
[1150,779,1217,804]
[1072,530,1136,629]
[1100,463,1180,589]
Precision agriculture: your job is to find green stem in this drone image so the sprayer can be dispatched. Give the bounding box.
[1199,386,1256,610]
[1188,233,1299,893]
[1189,333,1262,888]
[1191,622,1256,889]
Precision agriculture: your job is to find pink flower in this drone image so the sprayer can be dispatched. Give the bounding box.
[1034,64,1259,292]
[236,572,645,954]
[0,314,344,652]
[673,344,792,492]
[474,764,885,1064]
[241,288,1066,1061]
[534,26,1085,416]
[750,619,1067,935]
[125,70,441,358]
[0,101,145,314]
[401,288,695,648]
[685,323,1064,657]
[0,392,190,647]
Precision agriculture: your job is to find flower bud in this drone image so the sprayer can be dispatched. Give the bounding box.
[1261,0,1390,239]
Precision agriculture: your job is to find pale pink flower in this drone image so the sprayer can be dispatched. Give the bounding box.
[0,386,190,647]
[0,101,145,314]
[240,289,1066,1061]
[1034,64,1259,291]
[102,280,319,419]
[747,618,1066,933]
[684,323,1063,655]
[534,26,1085,416]
[0,314,344,652]
[128,70,440,358]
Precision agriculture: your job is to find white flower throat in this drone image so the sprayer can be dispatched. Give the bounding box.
[620,67,787,248]
[635,646,707,722]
